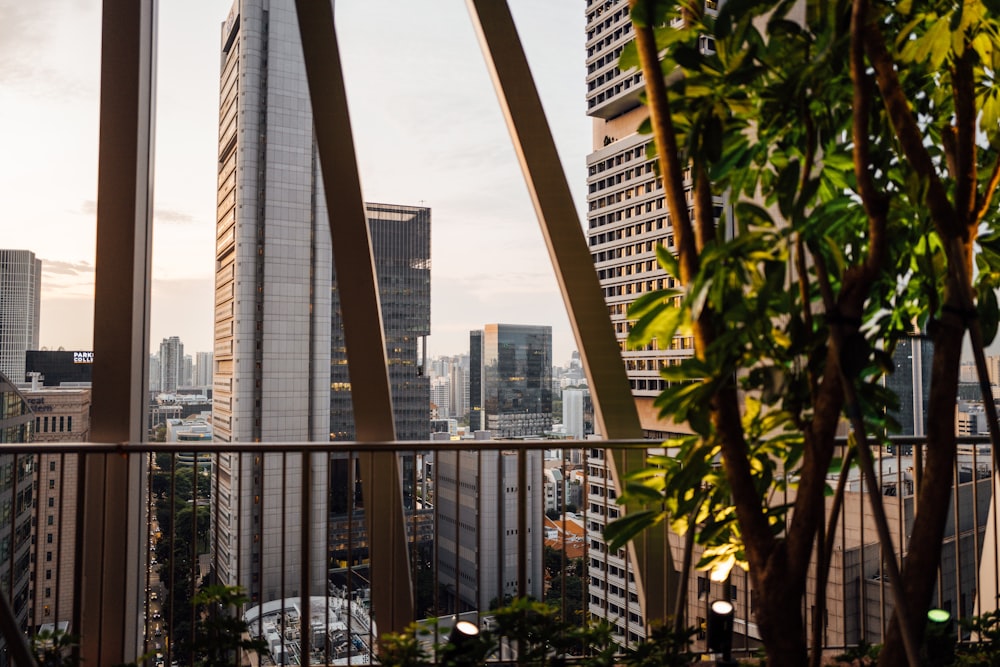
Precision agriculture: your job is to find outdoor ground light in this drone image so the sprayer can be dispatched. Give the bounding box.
[925,608,954,664]
[442,620,482,667]
[707,599,736,665]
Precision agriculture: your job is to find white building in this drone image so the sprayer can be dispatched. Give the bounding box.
[158,336,184,393]
[194,351,213,388]
[0,249,41,381]
[436,444,543,611]
[211,0,331,603]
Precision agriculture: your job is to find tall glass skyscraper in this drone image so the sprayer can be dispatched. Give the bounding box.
[211,0,431,604]
[0,249,42,382]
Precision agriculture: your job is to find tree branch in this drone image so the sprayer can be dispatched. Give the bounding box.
[862,15,958,237]
[953,52,978,222]
[975,154,1000,224]
[628,2,699,284]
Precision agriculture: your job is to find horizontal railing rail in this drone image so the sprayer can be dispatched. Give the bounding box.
[3,436,997,665]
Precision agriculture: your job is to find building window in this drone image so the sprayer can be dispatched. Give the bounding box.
[49,461,55,472]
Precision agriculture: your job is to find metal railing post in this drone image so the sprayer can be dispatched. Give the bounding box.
[466,0,673,629]
[78,1,156,664]
[293,0,414,634]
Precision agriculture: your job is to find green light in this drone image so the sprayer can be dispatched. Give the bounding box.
[928,609,951,623]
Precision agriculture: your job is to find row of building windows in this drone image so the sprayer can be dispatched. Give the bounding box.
[34,416,72,433]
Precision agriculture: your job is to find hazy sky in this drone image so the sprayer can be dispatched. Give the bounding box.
[1,1,592,364]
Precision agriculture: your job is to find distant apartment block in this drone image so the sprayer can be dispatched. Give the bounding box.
[0,250,41,382]
[157,336,184,394]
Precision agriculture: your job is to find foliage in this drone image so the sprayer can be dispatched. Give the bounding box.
[955,610,1000,666]
[184,585,267,667]
[608,0,1000,664]
[378,597,692,667]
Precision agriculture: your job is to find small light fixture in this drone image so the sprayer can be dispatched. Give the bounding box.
[707,599,736,666]
[925,608,953,664]
[442,619,481,667]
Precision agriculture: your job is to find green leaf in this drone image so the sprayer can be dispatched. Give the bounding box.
[655,244,681,278]
[604,510,664,551]
[979,284,1000,345]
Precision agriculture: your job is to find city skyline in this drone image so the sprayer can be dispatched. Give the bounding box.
[2,1,588,363]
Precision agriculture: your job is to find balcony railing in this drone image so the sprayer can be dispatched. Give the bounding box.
[3,437,999,665]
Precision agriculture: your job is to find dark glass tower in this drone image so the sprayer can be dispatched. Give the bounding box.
[469,330,483,432]
[329,203,431,442]
[481,324,553,438]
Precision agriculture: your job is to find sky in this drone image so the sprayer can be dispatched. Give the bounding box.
[0,1,592,365]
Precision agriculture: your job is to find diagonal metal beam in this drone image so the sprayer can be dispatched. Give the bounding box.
[293,0,414,635]
[467,0,675,629]
[79,0,156,664]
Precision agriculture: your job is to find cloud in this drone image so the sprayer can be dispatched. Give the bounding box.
[79,200,97,215]
[42,259,94,277]
[155,208,197,225]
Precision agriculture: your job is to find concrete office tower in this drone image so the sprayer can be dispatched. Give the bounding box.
[211,0,330,603]
[437,446,543,611]
[0,250,41,382]
[0,373,35,662]
[329,203,430,442]
[195,351,213,389]
[149,353,160,393]
[158,337,184,393]
[562,387,591,440]
[183,354,194,388]
[25,386,91,629]
[472,324,552,438]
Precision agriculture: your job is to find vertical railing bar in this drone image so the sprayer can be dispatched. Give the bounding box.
[191,450,200,661]
[896,444,905,642]
[293,0,413,635]
[954,455,962,622]
[257,452,265,653]
[324,450,330,667]
[560,450,568,624]
[168,454,177,660]
[971,444,982,621]
[56,452,67,633]
[346,451,353,666]
[877,440,886,643]
[280,452,287,664]
[301,450,312,667]
[145,452,153,655]
[431,450,440,661]
[518,449,528,601]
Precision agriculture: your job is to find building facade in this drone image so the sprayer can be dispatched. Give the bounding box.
[24,386,91,629]
[24,350,94,386]
[0,373,35,665]
[329,203,430,442]
[157,337,185,394]
[474,324,553,439]
[211,0,331,603]
[436,447,543,611]
[0,250,41,382]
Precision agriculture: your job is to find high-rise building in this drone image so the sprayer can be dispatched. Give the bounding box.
[329,203,430,442]
[210,1,431,604]
[469,331,484,432]
[473,324,553,438]
[886,332,934,436]
[583,0,725,643]
[211,0,331,603]
[157,336,184,393]
[194,351,213,389]
[0,250,42,382]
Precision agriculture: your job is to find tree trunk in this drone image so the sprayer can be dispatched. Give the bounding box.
[753,553,809,667]
[879,295,965,666]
